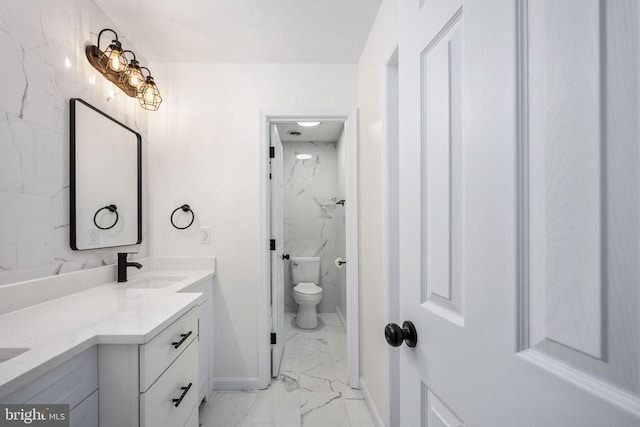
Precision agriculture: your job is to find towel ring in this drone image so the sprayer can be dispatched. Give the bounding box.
[171,204,195,230]
[93,204,118,230]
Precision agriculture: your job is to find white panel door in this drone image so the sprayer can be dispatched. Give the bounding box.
[270,124,285,377]
[397,0,640,425]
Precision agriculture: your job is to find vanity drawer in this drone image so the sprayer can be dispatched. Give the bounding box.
[183,405,199,427]
[139,307,197,391]
[1,347,97,410]
[140,339,198,427]
[69,390,98,427]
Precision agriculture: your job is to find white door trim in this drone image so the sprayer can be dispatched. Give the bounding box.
[258,109,360,389]
[382,47,400,427]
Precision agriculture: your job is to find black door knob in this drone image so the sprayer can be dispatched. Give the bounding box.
[385,321,417,348]
[282,254,290,260]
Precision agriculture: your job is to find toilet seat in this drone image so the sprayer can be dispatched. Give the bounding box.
[294,282,322,295]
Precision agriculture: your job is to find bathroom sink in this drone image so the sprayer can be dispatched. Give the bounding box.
[0,348,29,363]
[125,276,187,289]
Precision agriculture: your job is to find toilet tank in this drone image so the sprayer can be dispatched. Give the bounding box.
[290,257,320,284]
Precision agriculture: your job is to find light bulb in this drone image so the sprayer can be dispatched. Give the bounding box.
[110,53,122,71]
[129,74,139,87]
[144,85,154,102]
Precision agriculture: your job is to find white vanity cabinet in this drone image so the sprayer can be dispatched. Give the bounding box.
[99,307,200,427]
[0,347,98,427]
[0,258,216,427]
[186,278,214,402]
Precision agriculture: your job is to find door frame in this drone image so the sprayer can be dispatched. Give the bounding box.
[258,109,360,389]
[383,47,400,427]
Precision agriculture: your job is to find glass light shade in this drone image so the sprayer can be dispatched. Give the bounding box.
[297,121,321,127]
[137,77,162,111]
[102,40,127,72]
[122,60,145,89]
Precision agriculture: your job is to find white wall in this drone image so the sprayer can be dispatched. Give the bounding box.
[0,0,149,285]
[148,63,357,381]
[282,140,340,314]
[336,128,347,321]
[357,0,398,424]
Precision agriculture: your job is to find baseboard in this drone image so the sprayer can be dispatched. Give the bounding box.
[360,377,385,427]
[336,306,346,329]
[212,377,261,391]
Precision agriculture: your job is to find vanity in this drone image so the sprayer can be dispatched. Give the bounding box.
[0,257,215,427]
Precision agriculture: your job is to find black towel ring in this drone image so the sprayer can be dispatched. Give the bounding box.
[171,204,195,230]
[93,204,118,230]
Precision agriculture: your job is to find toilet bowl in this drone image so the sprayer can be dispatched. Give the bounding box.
[293,282,323,329]
[290,257,322,329]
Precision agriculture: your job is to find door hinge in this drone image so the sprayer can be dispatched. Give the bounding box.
[269,147,275,158]
[271,333,277,344]
[269,173,272,180]
[270,239,276,250]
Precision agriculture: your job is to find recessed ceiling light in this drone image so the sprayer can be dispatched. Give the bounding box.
[297,121,321,127]
[296,154,313,160]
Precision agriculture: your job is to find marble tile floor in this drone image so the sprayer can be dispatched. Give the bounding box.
[199,312,376,427]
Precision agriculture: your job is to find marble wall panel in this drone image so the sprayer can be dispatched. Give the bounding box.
[0,0,149,285]
[283,141,342,313]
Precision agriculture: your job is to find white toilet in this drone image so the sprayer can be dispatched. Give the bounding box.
[290,257,323,329]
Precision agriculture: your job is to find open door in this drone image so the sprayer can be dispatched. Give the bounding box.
[270,124,285,378]
[395,0,640,425]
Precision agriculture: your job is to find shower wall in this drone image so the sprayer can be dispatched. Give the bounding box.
[283,140,341,313]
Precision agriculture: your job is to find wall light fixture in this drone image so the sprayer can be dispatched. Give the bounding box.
[85,28,162,111]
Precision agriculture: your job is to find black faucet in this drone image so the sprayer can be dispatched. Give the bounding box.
[117,253,142,282]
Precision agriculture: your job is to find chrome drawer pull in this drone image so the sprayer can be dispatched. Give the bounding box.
[172,382,193,407]
[171,331,193,349]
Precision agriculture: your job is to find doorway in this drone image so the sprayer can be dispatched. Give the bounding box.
[258,110,359,390]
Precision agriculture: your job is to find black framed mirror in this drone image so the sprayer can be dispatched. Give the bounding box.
[70,98,142,250]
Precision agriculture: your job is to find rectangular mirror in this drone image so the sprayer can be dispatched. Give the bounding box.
[70,98,142,250]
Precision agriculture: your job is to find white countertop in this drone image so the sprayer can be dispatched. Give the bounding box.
[0,259,215,400]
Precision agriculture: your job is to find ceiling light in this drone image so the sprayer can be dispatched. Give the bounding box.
[296,154,313,160]
[85,28,162,111]
[297,121,321,127]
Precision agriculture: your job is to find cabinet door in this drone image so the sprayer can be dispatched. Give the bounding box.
[191,278,213,402]
[197,298,210,402]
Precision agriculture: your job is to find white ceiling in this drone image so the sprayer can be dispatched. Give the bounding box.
[276,121,344,142]
[95,0,382,63]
